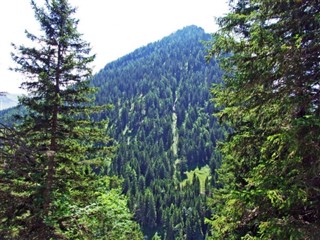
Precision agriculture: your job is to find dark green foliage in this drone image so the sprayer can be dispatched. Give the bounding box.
[0,105,26,126]
[91,25,225,239]
[206,0,320,239]
[0,0,142,239]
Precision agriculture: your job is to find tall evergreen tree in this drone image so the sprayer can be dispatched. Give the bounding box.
[206,0,319,239]
[0,0,142,239]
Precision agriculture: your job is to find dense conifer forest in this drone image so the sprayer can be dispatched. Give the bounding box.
[91,25,225,239]
[0,0,143,238]
[206,0,320,239]
[1,0,319,239]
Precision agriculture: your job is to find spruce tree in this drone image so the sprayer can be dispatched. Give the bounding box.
[206,0,319,239]
[0,0,142,239]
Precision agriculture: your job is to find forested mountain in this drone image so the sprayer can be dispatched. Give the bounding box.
[0,24,225,239]
[91,25,225,239]
[2,1,318,239]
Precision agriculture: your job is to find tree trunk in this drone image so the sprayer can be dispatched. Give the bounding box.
[43,44,61,217]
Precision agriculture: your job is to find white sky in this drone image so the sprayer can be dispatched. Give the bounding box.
[0,0,228,94]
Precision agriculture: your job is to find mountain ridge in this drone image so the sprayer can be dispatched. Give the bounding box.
[102,25,208,69]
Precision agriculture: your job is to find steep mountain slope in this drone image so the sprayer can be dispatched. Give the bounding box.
[91,25,225,239]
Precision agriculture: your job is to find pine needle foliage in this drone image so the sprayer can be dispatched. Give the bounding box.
[206,0,320,239]
[0,0,142,239]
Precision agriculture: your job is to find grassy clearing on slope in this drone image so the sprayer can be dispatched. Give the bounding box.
[180,165,210,194]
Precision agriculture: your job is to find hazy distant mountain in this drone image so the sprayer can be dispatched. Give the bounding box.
[0,93,19,110]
